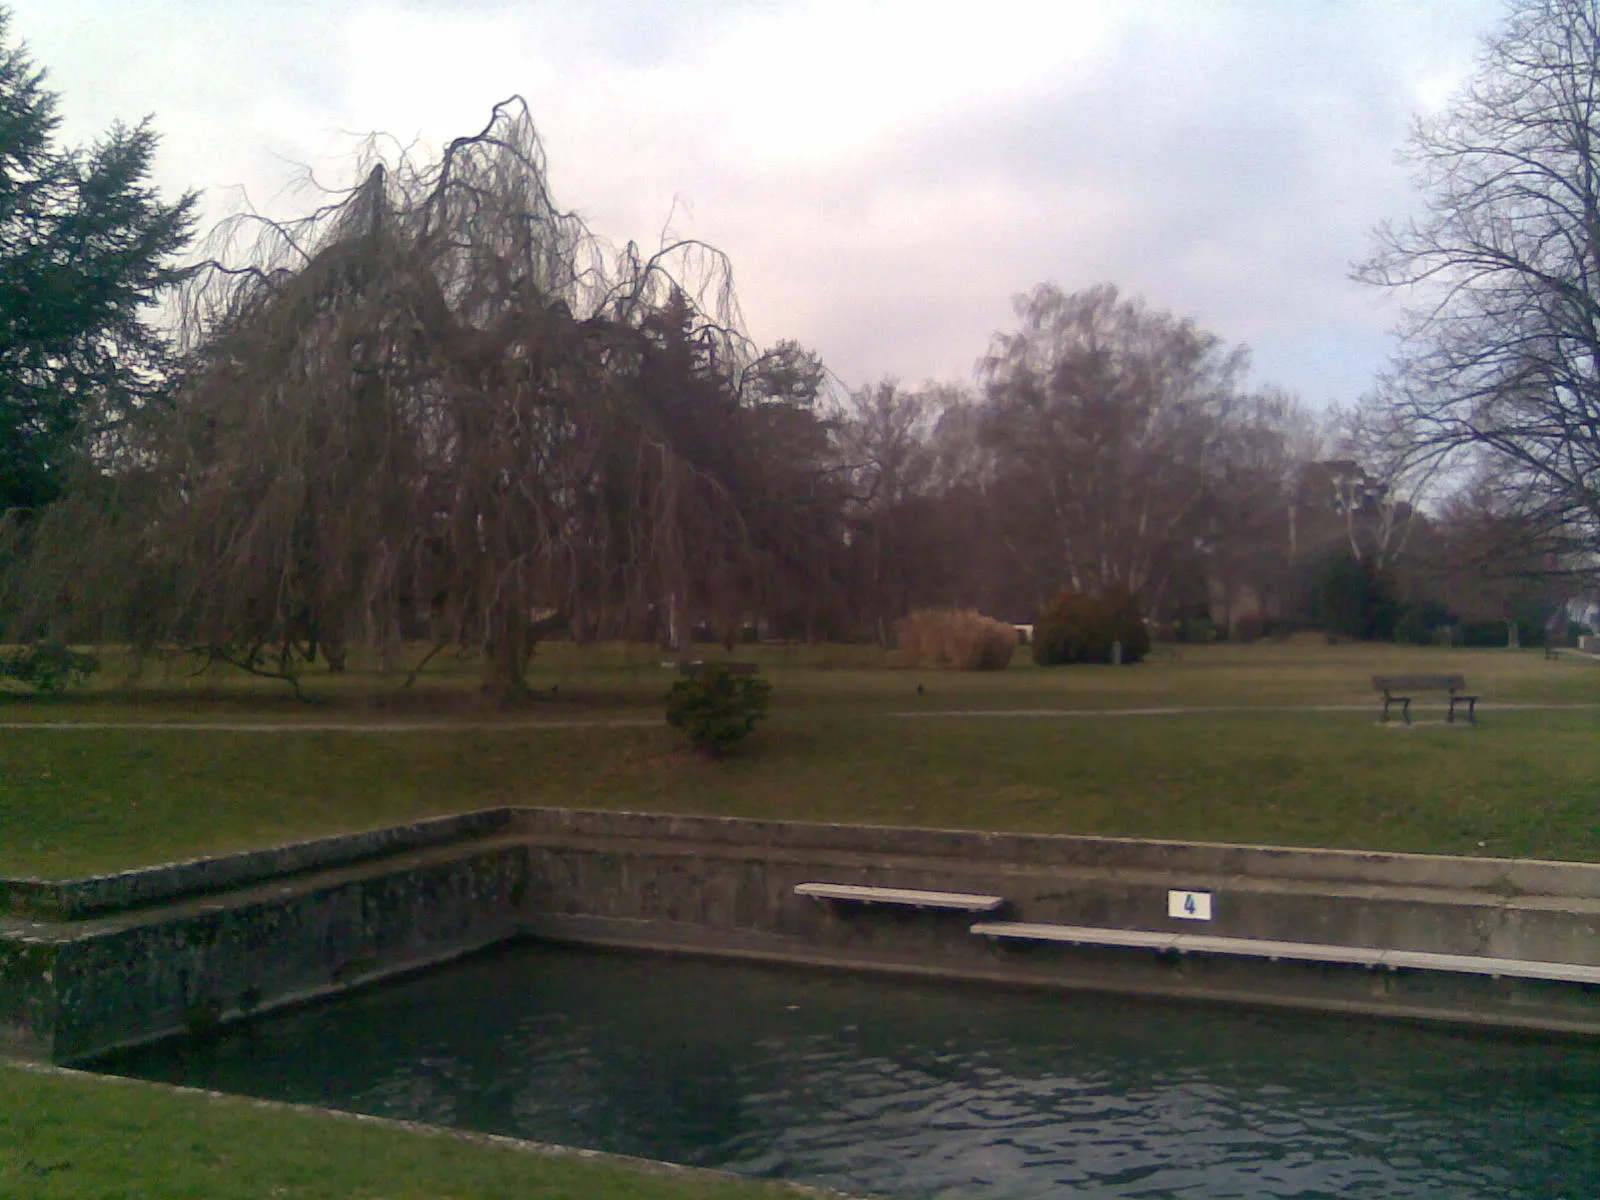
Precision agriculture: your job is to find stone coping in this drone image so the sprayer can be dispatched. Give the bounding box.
[8,805,1600,921]
[511,808,1600,899]
[0,808,514,920]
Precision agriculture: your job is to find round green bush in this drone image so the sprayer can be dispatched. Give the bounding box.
[664,664,773,757]
[0,641,100,693]
[1032,586,1150,666]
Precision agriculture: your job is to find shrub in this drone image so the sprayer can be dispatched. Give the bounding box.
[665,664,773,757]
[1311,550,1402,640]
[1231,616,1264,644]
[1101,584,1151,662]
[1457,619,1509,647]
[1457,618,1543,648]
[1394,598,1454,646]
[894,609,1017,671]
[1032,591,1100,665]
[1033,587,1150,665]
[0,641,100,694]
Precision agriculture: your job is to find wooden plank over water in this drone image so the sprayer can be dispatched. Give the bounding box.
[969,922,1600,983]
[970,922,1179,951]
[795,882,1006,912]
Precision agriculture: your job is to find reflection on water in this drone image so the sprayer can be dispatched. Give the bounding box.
[97,942,1600,1198]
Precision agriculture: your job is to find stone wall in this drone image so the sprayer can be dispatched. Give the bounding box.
[0,809,514,919]
[4,836,526,1061]
[6,807,1600,1062]
[513,809,1600,1034]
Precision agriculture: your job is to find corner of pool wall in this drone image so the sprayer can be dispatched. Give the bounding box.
[7,805,1600,1062]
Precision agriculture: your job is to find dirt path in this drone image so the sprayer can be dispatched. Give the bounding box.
[887,703,1600,718]
[0,717,663,732]
[1,702,1596,732]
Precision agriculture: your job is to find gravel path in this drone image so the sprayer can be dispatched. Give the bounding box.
[887,702,1600,718]
[0,717,663,732]
[1,702,1596,732]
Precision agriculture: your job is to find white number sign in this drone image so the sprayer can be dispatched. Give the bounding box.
[1168,889,1213,921]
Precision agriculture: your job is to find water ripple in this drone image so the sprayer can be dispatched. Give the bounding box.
[97,943,1600,1199]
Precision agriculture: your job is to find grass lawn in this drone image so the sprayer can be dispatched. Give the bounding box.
[3,643,1597,1200]
[4,636,1599,716]
[2,639,1598,877]
[0,1063,806,1200]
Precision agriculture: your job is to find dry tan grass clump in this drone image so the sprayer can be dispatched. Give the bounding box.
[894,609,1017,671]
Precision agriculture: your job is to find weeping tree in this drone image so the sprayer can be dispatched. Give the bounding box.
[3,99,828,699]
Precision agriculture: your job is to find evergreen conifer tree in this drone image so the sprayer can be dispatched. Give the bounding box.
[0,7,195,512]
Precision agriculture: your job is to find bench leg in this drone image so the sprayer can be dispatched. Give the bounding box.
[1402,698,1411,726]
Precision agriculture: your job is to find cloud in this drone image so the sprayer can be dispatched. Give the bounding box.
[10,0,1506,406]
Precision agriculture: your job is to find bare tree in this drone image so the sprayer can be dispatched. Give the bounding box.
[1360,0,1600,569]
[1198,388,1315,633]
[1305,391,1443,572]
[4,100,826,698]
[975,283,1252,615]
[1425,478,1577,643]
[837,380,939,639]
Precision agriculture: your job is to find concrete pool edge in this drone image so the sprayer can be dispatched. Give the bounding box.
[0,808,517,919]
[506,806,1600,895]
[12,805,1600,915]
[520,916,1600,1039]
[5,805,1600,1059]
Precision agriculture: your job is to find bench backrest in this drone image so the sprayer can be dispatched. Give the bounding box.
[1371,674,1465,693]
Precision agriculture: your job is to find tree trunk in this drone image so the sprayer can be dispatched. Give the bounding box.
[483,605,532,701]
[323,634,347,673]
[380,618,404,677]
[663,592,692,660]
[482,608,567,699]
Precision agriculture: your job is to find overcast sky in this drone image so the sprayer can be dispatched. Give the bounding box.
[12,0,1507,407]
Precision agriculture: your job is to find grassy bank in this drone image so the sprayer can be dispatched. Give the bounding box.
[4,637,1597,717]
[2,641,1597,876]
[3,644,1596,1200]
[0,1062,807,1200]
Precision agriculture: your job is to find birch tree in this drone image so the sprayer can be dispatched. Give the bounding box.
[976,283,1251,613]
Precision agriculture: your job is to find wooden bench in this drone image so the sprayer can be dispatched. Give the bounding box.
[1371,674,1477,725]
[795,882,1006,913]
[968,922,1600,983]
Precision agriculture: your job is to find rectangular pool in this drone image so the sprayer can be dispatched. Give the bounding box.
[94,941,1600,1199]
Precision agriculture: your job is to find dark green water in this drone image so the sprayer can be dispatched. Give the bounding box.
[97,942,1600,1198]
